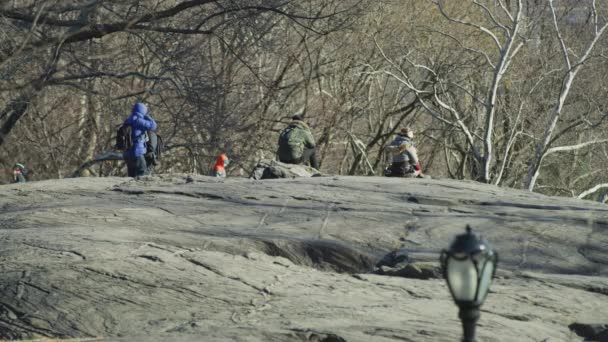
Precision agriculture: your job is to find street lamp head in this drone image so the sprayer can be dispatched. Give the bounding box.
[440,225,498,307]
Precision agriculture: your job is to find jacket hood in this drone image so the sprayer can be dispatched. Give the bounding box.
[131,102,148,117]
[290,120,310,130]
[214,154,228,169]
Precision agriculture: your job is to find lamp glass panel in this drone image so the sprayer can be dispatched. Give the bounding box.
[446,257,478,301]
[476,258,494,302]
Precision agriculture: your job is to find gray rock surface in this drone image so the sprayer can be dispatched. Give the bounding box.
[0,175,607,341]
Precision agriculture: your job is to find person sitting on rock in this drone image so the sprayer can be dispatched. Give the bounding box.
[384,127,423,178]
[277,114,319,170]
[12,163,27,183]
[211,153,229,178]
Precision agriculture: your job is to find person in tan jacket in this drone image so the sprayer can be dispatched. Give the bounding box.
[12,163,27,183]
[384,127,422,177]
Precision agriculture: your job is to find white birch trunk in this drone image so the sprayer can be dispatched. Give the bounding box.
[482,0,523,183]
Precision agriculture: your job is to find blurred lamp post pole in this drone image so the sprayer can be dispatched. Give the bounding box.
[440,225,498,342]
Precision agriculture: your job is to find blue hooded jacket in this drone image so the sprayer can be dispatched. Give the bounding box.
[123,102,157,158]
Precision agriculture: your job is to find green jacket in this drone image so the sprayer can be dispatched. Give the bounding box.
[277,120,316,161]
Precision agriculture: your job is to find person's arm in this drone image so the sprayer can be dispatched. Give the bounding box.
[384,144,399,153]
[385,141,409,155]
[135,115,157,131]
[405,145,422,173]
[303,129,316,149]
[145,114,157,131]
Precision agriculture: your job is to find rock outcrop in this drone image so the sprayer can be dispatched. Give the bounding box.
[249,159,321,179]
[0,175,607,341]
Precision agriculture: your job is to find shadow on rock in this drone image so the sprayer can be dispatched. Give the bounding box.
[569,323,608,342]
[260,239,374,273]
[289,329,347,342]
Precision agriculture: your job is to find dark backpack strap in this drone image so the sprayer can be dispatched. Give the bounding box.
[280,126,295,142]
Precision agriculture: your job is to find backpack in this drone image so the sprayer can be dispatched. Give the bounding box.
[278,125,304,161]
[261,165,285,179]
[145,130,164,166]
[116,124,163,155]
[279,126,295,144]
[115,124,133,151]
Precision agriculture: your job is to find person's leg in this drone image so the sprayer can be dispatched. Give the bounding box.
[403,163,417,177]
[135,155,148,176]
[125,157,136,177]
[145,155,155,175]
[279,158,299,165]
[302,147,320,169]
[391,161,407,177]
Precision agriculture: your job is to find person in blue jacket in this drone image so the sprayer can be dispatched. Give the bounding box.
[123,102,157,177]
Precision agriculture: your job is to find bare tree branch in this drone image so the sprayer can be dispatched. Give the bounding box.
[549,0,571,70]
[545,139,608,155]
[434,0,502,51]
[472,0,510,34]
[577,183,608,199]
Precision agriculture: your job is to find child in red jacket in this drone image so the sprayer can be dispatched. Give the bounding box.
[211,154,229,178]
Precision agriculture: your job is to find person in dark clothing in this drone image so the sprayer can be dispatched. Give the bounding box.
[277,115,320,170]
[12,163,26,183]
[123,102,157,177]
[144,130,159,172]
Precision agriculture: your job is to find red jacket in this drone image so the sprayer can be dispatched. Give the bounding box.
[212,154,228,177]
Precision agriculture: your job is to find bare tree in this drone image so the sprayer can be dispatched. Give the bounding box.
[0,0,363,180]
[524,0,608,190]
[371,0,527,182]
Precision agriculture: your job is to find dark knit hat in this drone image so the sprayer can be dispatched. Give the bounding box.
[292,114,304,121]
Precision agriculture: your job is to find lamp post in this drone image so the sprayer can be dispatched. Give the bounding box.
[440,225,498,342]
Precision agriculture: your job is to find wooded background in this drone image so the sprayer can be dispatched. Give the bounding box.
[1,0,607,199]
